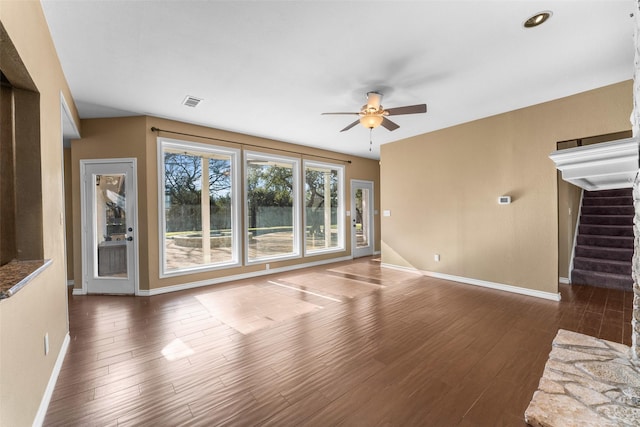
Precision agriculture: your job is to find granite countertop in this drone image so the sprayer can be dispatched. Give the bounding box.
[0,259,51,299]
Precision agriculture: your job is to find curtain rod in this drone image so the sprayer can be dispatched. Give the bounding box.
[150,127,352,164]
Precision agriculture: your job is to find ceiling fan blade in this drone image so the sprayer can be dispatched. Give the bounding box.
[340,120,360,132]
[385,104,427,116]
[381,117,399,131]
[321,112,359,115]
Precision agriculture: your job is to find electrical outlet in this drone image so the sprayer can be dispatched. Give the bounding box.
[434,254,440,262]
[44,333,49,355]
[266,263,270,270]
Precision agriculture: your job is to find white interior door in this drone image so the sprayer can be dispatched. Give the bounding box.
[81,159,138,294]
[351,180,374,258]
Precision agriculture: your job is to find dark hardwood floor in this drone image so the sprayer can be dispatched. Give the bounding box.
[44,258,633,426]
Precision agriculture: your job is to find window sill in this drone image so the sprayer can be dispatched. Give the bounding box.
[0,259,52,300]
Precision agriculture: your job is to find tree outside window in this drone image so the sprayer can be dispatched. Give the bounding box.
[245,153,299,262]
[160,140,239,274]
[304,161,344,253]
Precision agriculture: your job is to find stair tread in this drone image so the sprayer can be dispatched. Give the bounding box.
[581,209,634,214]
[580,213,633,218]
[575,245,633,252]
[579,234,633,240]
[580,224,632,230]
[573,256,631,266]
[583,196,632,199]
[571,269,632,279]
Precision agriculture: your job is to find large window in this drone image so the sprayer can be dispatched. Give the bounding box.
[245,152,300,263]
[304,161,344,254]
[159,138,240,275]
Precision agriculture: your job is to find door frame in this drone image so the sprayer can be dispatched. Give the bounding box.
[350,179,375,258]
[79,158,140,295]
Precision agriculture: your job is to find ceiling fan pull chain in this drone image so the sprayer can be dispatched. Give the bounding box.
[369,128,373,151]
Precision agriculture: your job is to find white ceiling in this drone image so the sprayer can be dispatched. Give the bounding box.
[40,0,636,159]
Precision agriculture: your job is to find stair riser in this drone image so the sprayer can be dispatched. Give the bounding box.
[582,197,633,206]
[571,270,633,291]
[578,225,633,237]
[579,215,633,226]
[573,259,631,275]
[581,206,634,215]
[574,246,633,262]
[584,189,632,198]
[577,235,633,248]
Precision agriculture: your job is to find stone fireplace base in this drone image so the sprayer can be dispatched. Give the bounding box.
[525,329,640,426]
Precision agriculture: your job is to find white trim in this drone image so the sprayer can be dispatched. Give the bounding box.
[80,158,140,295]
[32,333,70,427]
[302,160,346,256]
[244,150,301,265]
[351,179,375,258]
[59,92,80,140]
[549,137,638,191]
[158,137,242,277]
[559,277,570,284]
[568,189,584,284]
[60,92,78,332]
[66,280,74,287]
[79,161,88,295]
[139,255,352,296]
[381,263,561,302]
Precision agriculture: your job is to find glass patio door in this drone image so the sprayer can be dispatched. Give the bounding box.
[351,180,374,258]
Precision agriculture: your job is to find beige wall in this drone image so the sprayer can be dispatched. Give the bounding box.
[380,81,632,295]
[70,116,380,292]
[0,1,80,426]
[70,116,147,288]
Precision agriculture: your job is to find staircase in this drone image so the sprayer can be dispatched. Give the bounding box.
[570,188,634,291]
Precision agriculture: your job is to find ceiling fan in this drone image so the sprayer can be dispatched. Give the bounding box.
[322,91,427,132]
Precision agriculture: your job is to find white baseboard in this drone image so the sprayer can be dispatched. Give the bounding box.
[72,288,85,295]
[381,263,561,302]
[66,280,74,287]
[559,277,570,284]
[33,332,70,427]
[139,255,353,296]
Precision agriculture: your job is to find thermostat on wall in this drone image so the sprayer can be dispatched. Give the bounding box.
[498,196,511,205]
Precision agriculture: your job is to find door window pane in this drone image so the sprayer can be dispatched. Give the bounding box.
[95,174,128,278]
[246,153,299,262]
[304,161,344,253]
[160,139,239,274]
[355,188,370,248]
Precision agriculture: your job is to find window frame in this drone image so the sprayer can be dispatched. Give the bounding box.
[244,150,301,265]
[303,160,345,256]
[158,137,241,277]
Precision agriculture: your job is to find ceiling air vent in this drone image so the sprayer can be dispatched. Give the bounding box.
[182,95,202,108]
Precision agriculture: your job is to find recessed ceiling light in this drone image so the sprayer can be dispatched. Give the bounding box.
[524,11,552,28]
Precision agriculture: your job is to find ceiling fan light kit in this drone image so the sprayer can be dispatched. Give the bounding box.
[322,91,427,133]
[360,114,384,129]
